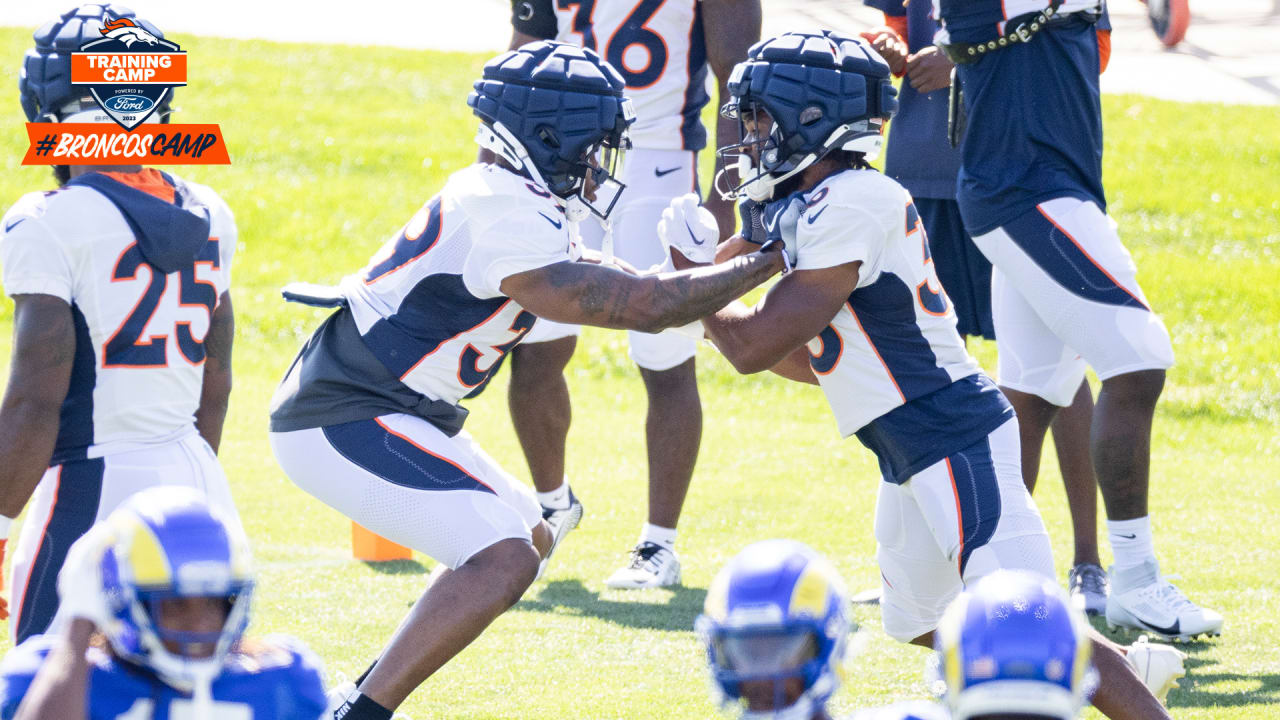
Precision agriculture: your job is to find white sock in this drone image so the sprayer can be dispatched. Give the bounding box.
[640,523,677,552]
[537,480,570,511]
[1108,516,1155,572]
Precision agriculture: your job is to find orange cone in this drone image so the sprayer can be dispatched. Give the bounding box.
[351,522,412,561]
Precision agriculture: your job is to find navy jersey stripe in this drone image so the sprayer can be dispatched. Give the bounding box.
[16,458,105,644]
[359,274,509,379]
[322,418,496,495]
[50,304,96,464]
[947,434,1003,577]
[846,273,953,400]
[1002,205,1148,309]
[679,3,709,151]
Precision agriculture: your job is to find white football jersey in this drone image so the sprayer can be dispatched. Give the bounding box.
[797,169,981,437]
[550,0,710,151]
[339,163,574,405]
[1,171,235,463]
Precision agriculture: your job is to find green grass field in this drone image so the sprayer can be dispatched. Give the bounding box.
[0,27,1277,719]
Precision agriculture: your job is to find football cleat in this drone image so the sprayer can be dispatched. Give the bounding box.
[605,542,681,589]
[535,485,583,580]
[1126,635,1188,704]
[1067,562,1109,616]
[1106,561,1223,641]
[327,681,358,718]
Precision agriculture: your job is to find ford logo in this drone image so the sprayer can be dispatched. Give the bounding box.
[104,95,153,112]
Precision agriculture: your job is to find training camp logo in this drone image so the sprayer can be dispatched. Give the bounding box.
[72,16,186,130]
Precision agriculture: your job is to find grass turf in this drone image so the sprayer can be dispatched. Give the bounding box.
[0,27,1277,719]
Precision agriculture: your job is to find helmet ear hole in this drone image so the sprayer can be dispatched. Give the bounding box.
[799,106,823,125]
[536,125,561,149]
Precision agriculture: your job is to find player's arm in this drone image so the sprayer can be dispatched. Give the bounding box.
[700,262,860,376]
[194,291,233,454]
[12,619,93,720]
[480,1,558,164]
[500,250,783,333]
[0,294,75,520]
[702,0,762,239]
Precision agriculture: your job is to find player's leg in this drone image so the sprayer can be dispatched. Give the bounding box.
[270,414,547,713]
[977,197,1218,640]
[508,325,584,573]
[901,419,1175,719]
[7,460,103,644]
[603,149,702,589]
[1052,378,1110,614]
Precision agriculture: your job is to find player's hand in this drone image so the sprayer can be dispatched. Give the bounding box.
[906,46,954,94]
[860,27,908,77]
[56,525,113,628]
[758,195,804,273]
[0,538,8,620]
[658,193,718,267]
[715,234,755,264]
[737,199,766,245]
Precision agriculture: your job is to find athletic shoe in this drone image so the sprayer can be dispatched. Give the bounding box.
[535,485,583,580]
[327,681,357,718]
[1067,562,1109,616]
[1126,635,1188,704]
[1106,560,1223,641]
[1143,0,1191,47]
[605,541,681,588]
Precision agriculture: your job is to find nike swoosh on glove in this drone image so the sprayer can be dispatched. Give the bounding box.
[657,193,718,265]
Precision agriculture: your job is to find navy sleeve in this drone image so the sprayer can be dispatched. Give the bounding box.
[863,0,907,17]
[511,0,557,40]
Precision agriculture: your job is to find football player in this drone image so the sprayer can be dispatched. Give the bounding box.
[861,0,1116,616]
[495,0,762,588]
[669,31,1175,720]
[268,41,788,720]
[0,486,327,720]
[1,4,240,644]
[932,0,1221,640]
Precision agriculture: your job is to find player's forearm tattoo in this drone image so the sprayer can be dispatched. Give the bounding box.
[642,254,778,329]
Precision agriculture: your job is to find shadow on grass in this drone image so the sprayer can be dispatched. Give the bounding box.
[1169,646,1280,709]
[1087,618,1278,709]
[516,579,707,632]
[361,558,429,575]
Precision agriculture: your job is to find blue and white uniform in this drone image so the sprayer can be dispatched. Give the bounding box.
[791,168,1054,643]
[269,163,564,568]
[513,0,709,370]
[937,0,1174,406]
[0,633,327,720]
[1,171,240,645]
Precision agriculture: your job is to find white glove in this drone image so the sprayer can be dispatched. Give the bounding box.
[56,523,114,628]
[657,193,718,266]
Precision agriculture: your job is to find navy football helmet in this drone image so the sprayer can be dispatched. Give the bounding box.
[935,570,1096,720]
[468,41,635,221]
[717,31,898,202]
[20,4,173,124]
[696,539,850,720]
[94,487,254,694]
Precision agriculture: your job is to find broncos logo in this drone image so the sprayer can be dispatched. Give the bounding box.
[99,17,160,47]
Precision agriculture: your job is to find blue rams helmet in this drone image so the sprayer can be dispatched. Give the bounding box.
[20,4,173,123]
[935,570,1096,720]
[696,540,851,720]
[95,486,253,692]
[468,41,636,221]
[717,31,897,202]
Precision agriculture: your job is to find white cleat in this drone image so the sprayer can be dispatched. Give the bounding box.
[1068,562,1109,616]
[327,681,358,718]
[1127,635,1188,704]
[605,541,681,589]
[536,485,583,580]
[1106,561,1223,642]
